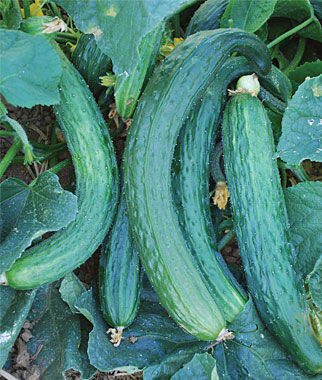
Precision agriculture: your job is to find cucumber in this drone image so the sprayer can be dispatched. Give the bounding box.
[172,57,292,323]
[72,33,111,98]
[222,90,322,374]
[185,0,228,36]
[99,191,141,347]
[124,29,271,340]
[114,24,164,118]
[4,42,119,290]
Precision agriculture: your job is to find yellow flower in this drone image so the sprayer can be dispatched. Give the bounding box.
[100,73,116,87]
[21,0,44,18]
[212,181,229,210]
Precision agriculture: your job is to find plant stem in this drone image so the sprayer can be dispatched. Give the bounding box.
[218,229,236,251]
[22,0,31,18]
[0,139,22,178]
[46,158,72,174]
[267,17,314,49]
[0,130,15,137]
[278,161,311,182]
[284,37,306,75]
[49,1,62,18]
[173,14,181,38]
[281,167,287,189]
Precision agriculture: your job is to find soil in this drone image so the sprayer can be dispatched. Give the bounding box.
[0,101,240,380]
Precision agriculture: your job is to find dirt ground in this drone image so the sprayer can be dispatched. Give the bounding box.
[0,101,244,380]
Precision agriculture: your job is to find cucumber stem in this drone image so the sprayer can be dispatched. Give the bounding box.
[218,229,236,251]
[22,0,31,18]
[173,14,181,38]
[0,139,22,178]
[278,160,311,182]
[284,37,306,75]
[46,157,72,174]
[0,131,15,137]
[3,116,35,164]
[267,17,314,49]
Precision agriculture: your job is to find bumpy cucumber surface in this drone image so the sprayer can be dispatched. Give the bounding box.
[222,93,322,374]
[5,43,119,290]
[72,33,111,98]
[124,29,270,341]
[172,57,292,323]
[185,0,228,36]
[99,191,141,331]
[114,24,164,118]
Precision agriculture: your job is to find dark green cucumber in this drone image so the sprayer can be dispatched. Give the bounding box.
[172,57,291,323]
[222,92,322,374]
[124,29,271,340]
[185,0,228,36]
[114,24,164,118]
[99,191,141,344]
[4,42,119,290]
[72,33,111,98]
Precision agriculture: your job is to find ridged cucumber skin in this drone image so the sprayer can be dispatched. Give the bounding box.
[99,192,141,328]
[185,0,228,36]
[72,33,111,98]
[124,29,271,341]
[114,24,164,118]
[222,94,322,374]
[172,57,290,323]
[5,43,119,290]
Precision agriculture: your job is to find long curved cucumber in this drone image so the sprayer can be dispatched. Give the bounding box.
[99,191,141,346]
[222,91,322,374]
[172,57,292,323]
[124,29,271,341]
[4,42,119,290]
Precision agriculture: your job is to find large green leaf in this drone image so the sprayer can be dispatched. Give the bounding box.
[277,75,322,165]
[74,281,202,373]
[26,283,96,380]
[273,0,322,42]
[0,171,77,272]
[52,0,199,116]
[284,181,322,277]
[213,298,312,379]
[0,287,36,369]
[0,29,62,107]
[220,0,277,32]
[288,60,322,84]
[171,353,218,380]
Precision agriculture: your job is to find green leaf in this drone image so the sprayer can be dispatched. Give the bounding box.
[0,287,36,369]
[26,283,96,380]
[143,346,205,380]
[0,29,62,108]
[52,0,199,116]
[288,60,322,84]
[284,181,322,277]
[171,353,218,380]
[213,298,312,379]
[220,0,277,33]
[0,0,22,29]
[75,281,202,373]
[0,171,77,272]
[276,75,322,165]
[308,256,322,309]
[273,0,322,42]
[59,272,87,314]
